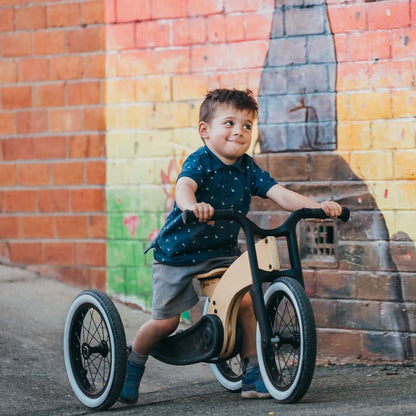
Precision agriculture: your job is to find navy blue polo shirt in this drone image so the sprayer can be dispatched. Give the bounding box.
[151,146,277,266]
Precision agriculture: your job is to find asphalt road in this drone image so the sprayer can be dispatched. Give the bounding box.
[1,264,415,416]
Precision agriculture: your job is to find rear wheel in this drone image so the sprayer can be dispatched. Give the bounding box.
[63,290,127,410]
[257,277,316,403]
[203,298,242,392]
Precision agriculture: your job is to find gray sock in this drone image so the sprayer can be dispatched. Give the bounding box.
[129,347,148,367]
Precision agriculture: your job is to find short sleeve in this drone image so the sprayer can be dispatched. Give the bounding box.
[249,159,277,198]
[177,150,206,187]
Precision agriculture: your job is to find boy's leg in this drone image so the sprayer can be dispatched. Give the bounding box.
[238,293,271,399]
[119,316,180,404]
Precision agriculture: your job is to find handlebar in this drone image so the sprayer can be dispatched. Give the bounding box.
[182,206,350,230]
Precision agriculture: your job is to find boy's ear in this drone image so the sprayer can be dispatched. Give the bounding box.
[198,121,209,140]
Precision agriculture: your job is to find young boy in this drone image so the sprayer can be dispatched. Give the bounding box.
[119,88,342,403]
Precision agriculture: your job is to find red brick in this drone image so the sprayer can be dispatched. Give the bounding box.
[33,30,65,55]
[18,58,49,82]
[55,215,88,239]
[52,162,84,185]
[82,0,105,24]
[367,0,410,30]
[67,82,100,106]
[49,109,82,133]
[15,6,46,30]
[0,217,19,238]
[58,266,90,288]
[1,86,31,110]
[16,110,48,134]
[412,1,416,25]
[135,20,170,48]
[333,34,348,63]
[225,0,262,13]
[103,0,116,23]
[18,163,50,186]
[172,17,206,46]
[37,189,69,212]
[118,50,154,76]
[0,60,17,83]
[50,56,83,80]
[116,0,150,22]
[372,60,413,89]
[34,136,67,159]
[10,242,43,265]
[89,215,106,238]
[90,269,106,291]
[71,188,104,212]
[188,0,223,16]
[327,4,366,33]
[349,31,391,62]
[83,107,106,131]
[191,44,227,72]
[245,11,274,41]
[226,14,245,42]
[2,138,34,161]
[76,242,106,266]
[4,190,36,212]
[207,15,226,43]
[337,62,371,91]
[84,54,106,78]
[1,32,32,57]
[0,113,15,135]
[392,28,416,58]
[0,8,14,31]
[22,216,54,238]
[44,242,75,265]
[47,3,80,27]
[67,27,102,53]
[317,329,362,360]
[151,0,187,19]
[69,134,103,158]
[86,161,105,184]
[0,164,17,186]
[106,23,135,50]
[229,41,268,69]
[33,84,65,108]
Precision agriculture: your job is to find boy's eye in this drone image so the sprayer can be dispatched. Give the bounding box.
[244,124,252,130]
[224,120,234,126]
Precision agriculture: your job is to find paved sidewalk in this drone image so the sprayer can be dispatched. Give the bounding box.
[1,264,415,416]
[0,264,214,415]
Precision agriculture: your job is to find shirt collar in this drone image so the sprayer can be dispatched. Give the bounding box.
[204,146,246,173]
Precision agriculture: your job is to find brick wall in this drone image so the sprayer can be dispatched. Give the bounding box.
[0,0,415,363]
[0,0,107,289]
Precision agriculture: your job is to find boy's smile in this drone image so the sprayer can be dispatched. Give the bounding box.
[199,105,255,165]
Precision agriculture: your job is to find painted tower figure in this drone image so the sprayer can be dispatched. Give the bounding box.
[257,0,415,361]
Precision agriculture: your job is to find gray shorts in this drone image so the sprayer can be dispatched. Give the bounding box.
[151,257,237,320]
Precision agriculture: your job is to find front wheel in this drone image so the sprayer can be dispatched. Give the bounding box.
[257,277,316,403]
[63,290,127,410]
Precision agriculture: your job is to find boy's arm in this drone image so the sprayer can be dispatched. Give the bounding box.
[175,176,214,222]
[266,184,341,218]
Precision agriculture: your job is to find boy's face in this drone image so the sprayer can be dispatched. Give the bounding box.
[199,104,255,165]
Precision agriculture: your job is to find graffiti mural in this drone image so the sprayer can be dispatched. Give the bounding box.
[257,0,415,361]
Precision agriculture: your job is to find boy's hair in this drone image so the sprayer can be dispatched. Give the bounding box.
[199,88,258,124]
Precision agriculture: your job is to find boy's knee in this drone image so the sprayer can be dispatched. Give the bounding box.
[239,293,253,311]
[154,316,179,337]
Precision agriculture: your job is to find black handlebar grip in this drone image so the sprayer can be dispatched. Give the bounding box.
[182,210,198,224]
[339,207,350,222]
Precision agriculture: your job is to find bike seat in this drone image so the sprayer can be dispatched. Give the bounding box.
[193,267,228,280]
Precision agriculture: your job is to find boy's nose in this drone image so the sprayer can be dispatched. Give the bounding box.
[233,124,242,135]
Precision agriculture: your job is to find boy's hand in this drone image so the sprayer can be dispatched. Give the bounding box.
[190,202,215,224]
[320,200,342,219]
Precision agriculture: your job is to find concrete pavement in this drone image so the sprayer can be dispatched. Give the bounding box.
[1,264,415,416]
